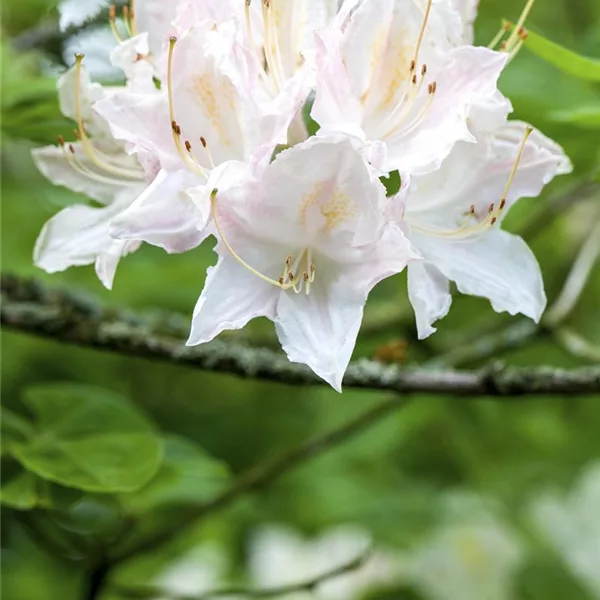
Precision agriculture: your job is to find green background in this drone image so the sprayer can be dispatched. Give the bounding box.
[2,1,600,599]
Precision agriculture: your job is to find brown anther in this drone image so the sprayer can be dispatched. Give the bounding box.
[73,129,80,140]
[68,144,76,154]
[200,136,208,148]
[310,263,315,272]
[488,203,495,213]
[499,198,506,210]
[285,256,292,266]
[288,272,295,281]
[421,64,427,76]
[412,74,418,85]
[57,135,65,146]
[185,140,192,152]
[135,53,145,62]
[246,0,252,6]
[303,272,309,282]
[409,59,416,72]
[175,124,181,136]
[278,276,284,285]
[468,204,475,214]
[519,28,529,41]
[171,120,178,132]
[502,20,510,31]
[500,41,508,51]
[490,217,497,225]
[428,81,437,94]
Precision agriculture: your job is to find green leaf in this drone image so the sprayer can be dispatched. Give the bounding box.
[1,467,40,510]
[121,435,231,512]
[12,384,162,493]
[1,407,34,454]
[549,105,600,129]
[523,29,600,82]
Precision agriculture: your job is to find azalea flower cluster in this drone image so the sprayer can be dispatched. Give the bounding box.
[34,0,571,390]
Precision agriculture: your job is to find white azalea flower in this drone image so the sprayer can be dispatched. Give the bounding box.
[94,18,308,255]
[59,0,107,31]
[187,136,418,390]
[409,514,525,600]
[32,59,149,289]
[249,525,404,599]
[399,119,571,338]
[312,0,508,176]
[529,462,600,598]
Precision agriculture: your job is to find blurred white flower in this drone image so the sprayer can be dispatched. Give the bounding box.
[529,461,600,599]
[249,524,405,599]
[409,507,525,600]
[152,543,232,600]
[59,0,108,31]
[63,26,122,81]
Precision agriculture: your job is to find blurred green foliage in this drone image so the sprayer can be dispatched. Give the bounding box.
[1,1,600,599]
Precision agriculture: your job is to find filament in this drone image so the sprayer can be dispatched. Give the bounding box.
[410,126,533,240]
[505,0,535,50]
[167,38,209,178]
[73,55,144,181]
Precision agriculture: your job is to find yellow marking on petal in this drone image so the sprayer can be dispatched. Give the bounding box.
[299,183,356,232]
[189,74,236,148]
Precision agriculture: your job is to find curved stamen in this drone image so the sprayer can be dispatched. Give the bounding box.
[410,127,533,240]
[505,0,536,50]
[109,5,125,43]
[487,20,510,49]
[167,38,209,179]
[411,0,433,75]
[73,55,144,181]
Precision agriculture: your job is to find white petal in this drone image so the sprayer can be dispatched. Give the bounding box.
[110,169,207,253]
[384,46,508,175]
[275,225,416,391]
[412,229,547,322]
[407,261,452,339]
[110,33,155,91]
[32,144,126,204]
[132,0,180,57]
[95,239,141,289]
[187,250,280,346]
[34,194,134,280]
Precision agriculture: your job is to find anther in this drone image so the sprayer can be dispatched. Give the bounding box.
[488,203,495,213]
[412,74,417,85]
[490,217,498,225]
[409,60,416,72]
[200,136,207,148]
[499,198,506,210]
[421,64,427,76]
[57,135,65,146]
[469,204,475,214]
[185,140,192,152]
[68,144,76,154]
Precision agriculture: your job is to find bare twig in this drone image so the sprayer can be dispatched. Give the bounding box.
[115,546,373,599]
[2,274,599,396]
[545,219,600,327]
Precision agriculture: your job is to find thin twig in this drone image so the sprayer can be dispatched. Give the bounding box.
[2,274,599,396]
[545,219,600,327]
[112,397,407,562]
[115,546,373,599]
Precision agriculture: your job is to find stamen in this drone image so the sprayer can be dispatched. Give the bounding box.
[167,38,209,179]
[411,0,433,74]
[201,137,216,169]
[409,126,533,240]
[487,20,510,50]
[508,28,528,62]
[210,189,301,291]
[130,0,138,36]
[505,0,536,50]
[109,5,124,43]
[261,0,284,92]
[73,54,144,180]
[122,6,133,37]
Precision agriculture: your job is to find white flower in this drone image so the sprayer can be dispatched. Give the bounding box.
[187,136,418,390]
[311,0,508,175]
[94,18,309,256]
[409,508,525,600]
[529,461,600,598]
[59,0,107,31]
[32,59,149,289]
[400,119,571,338]
[249,525,404,600]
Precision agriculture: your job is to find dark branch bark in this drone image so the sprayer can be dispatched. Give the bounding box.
[2,274,599,396]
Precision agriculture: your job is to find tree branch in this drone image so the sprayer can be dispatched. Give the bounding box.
[2,274,599,396]
[114,547,373,599]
